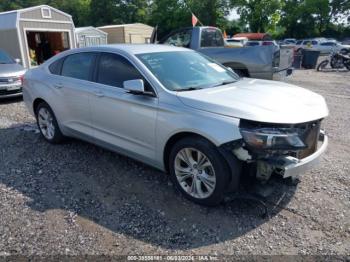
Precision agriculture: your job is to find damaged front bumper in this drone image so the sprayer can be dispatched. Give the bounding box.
[278,130,328,178]
[231,130,328,181]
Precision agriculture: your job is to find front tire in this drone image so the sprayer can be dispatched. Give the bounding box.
[35,102,65,144]
[169,137,232,206]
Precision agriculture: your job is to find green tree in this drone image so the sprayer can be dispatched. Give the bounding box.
[49,0,91,26]
[233,0,281,32]
[89,0,118,26]
[186,0,232,27]
[148,0,190,38]
[116,0,149,24]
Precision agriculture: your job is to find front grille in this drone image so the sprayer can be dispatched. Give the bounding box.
[0,88,22,96]
[0,77,20,83]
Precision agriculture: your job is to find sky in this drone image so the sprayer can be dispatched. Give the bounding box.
[227,8,240,20]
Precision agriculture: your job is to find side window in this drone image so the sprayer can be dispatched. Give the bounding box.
[321,42,334,46]
[96,53,153,92]
[296,40,302,45]
[48,58,63,75]
[312,41,318,45]
[163,30,192,48]
[201,29,224,47]
[61,53,96,81]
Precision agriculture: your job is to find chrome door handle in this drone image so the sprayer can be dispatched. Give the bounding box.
[94,91,104,97]
[54,83,63,89]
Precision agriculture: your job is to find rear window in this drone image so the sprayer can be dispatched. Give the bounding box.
[201,28,224,47]
[61,53,96,81]
[48,58,63,75]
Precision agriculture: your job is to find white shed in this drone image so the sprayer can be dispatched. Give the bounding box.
[75,26,107,48]
[98,23,154,44]
[0,5,76,68]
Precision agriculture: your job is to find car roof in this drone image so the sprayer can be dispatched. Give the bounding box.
[71,44,192,55]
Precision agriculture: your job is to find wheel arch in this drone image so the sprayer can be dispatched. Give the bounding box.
[33,98,48,115]
[163,132,216,174]
[163,131,242,192]
[223,62,250,77]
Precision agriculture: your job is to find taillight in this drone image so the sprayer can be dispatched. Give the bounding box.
[20,75,24,86]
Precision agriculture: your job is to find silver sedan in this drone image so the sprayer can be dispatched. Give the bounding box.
[23,44,328,206]
[0,49,26,98]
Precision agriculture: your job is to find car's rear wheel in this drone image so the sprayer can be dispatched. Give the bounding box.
[169,137,231,206]
[35,102,64,144]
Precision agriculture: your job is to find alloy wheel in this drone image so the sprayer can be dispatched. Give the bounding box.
[174,148,216,199]
[37,107,55,140]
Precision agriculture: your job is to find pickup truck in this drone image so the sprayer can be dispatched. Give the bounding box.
[157,26,294,80]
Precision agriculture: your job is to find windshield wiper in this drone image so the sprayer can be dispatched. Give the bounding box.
[176,87,203,92]
[212,80,236,87]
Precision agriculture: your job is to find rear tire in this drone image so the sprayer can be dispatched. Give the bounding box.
[317,60,329,71]
[345,63,350,71]
[168,136,233,206]
[35,102,65,144]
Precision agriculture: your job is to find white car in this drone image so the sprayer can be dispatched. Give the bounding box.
[316,41,350,54]
[295,40,320,54]
[225,37,248,48]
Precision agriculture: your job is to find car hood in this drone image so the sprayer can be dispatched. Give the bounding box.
[176,78,329,124]
[0,63,26,77]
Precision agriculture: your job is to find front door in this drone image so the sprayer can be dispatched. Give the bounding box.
[90,52,158,161]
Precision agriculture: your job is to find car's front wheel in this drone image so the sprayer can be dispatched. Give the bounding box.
[169,137,231,206]
[35,102,64,144]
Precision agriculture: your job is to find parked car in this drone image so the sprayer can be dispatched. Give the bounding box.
[225,37,248,48]
[245,40,279,47]
[316,41,350,54]
[282,38,297,45]
[295,39,320,54]
[0,49,26,98]
[295,39,350,55]
[157,27,293,80]
[23,45,329,206]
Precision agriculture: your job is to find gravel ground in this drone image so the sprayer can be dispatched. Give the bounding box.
[0,70,349,258]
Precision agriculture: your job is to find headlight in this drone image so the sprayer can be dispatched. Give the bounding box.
[240,128,306,150]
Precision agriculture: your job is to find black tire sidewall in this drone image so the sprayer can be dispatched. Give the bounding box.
[35,102,64,144]
[317,60,328,71]
[169,137,231,206]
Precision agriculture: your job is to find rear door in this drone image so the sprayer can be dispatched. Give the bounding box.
[50,52,97,137]
[90,52,158,161]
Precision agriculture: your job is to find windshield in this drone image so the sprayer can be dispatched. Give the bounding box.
[0,50,14,64]
[136,51,238,91]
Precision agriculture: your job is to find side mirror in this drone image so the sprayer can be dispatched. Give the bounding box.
[15,58,21,64]
[123,79,145,94]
